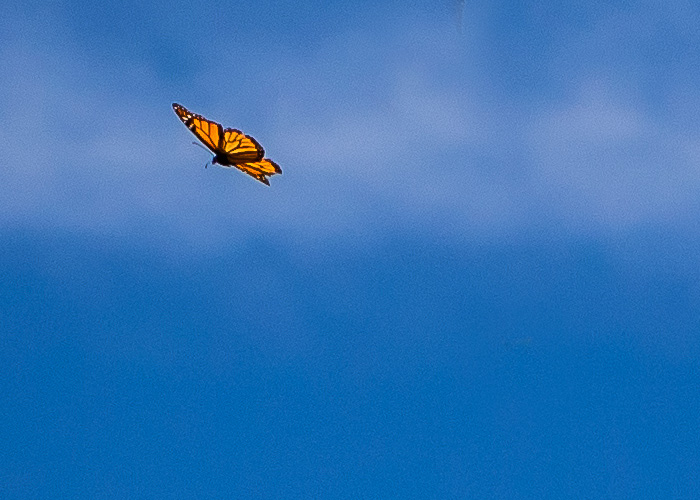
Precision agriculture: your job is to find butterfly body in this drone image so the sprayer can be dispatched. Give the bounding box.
[212,153,234,166]
[173,103,281,185]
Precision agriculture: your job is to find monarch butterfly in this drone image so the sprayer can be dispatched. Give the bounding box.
[172,103,281,186]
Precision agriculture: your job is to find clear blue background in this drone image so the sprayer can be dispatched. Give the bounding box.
[2,1,700,498]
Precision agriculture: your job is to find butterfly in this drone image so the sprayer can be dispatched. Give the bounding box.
[172,103,281,186]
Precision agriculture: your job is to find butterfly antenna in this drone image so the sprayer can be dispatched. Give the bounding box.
[455,0,465,33]
[190,141,213,168]
[191,141,210,153]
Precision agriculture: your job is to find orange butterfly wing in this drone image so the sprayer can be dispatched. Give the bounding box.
[172,103,223,153]
[222,128,265,162]
[232,159,282,186]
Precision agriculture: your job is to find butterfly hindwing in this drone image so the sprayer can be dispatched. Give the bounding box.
[233,159,282,186]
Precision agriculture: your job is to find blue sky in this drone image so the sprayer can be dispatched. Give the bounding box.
[2,0,700,497]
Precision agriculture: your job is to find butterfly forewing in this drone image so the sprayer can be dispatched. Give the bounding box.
[223,128,265,162]
[172,103,222,153]
[191,117,222,152]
